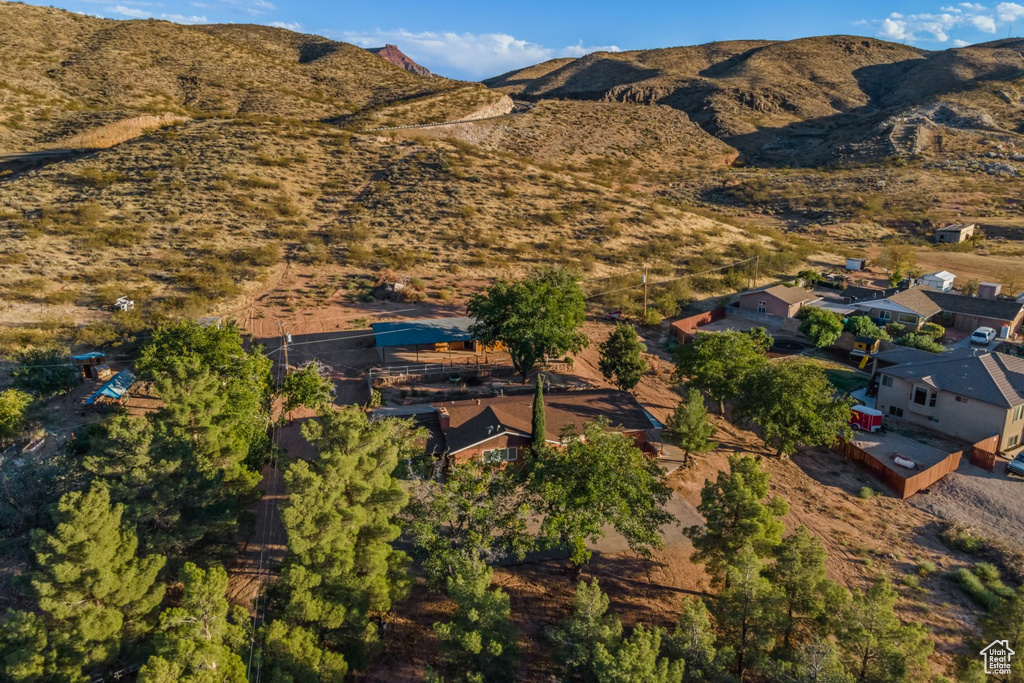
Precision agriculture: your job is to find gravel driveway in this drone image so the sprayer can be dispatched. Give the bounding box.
[910,459,1024,552]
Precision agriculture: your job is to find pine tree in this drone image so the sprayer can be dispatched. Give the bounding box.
[766,526,846,653]
[713,545,782,680]
[981,585,1024,682]
[549,579,623,681]
[592,625,684,683]
[531,373,546,450]
[432,558,517,683]
[0,610,48,682]
[837,579,932,683]
[0,388,32,446]
[261,621,349,682]
[685,455,788,586]
[280,361,335,414]
[28,484,166,680]
[279,407,413,664]
[137,563,249,683]
[598,324,649,393]
[664,387,717,466]
[663,598,717,683]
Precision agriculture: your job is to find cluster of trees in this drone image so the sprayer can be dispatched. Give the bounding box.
[0,321,313,682]
[674,330,852,457]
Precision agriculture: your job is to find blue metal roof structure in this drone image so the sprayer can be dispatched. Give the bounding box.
[71,352,105,361]
[85,370,136,406]
[370,317,475,348]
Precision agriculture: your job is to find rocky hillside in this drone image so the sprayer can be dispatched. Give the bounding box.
[368,44,434,77]
[0,3,487,150]
[486,35,1024,165]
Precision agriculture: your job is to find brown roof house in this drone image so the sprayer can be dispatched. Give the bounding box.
[429,389,657,465]
[737,285,819,318]
[875,349,1024,453]
[854,286,1024,337]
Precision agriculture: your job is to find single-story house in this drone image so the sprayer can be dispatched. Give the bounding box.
[853,286,1024,337]
[370,316,478,362]
[854,287,942,330]
[428,389,657,464]
[934,223,976,243]
[841,285,900,305]
[874,350,1024,453]
[737,285,819,318]
[919,271,955,292]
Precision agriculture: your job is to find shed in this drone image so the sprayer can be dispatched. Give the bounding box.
[85,370,136,406]
[920,271,955,292]
[978,283,1002,300]
[934,223,976,243]
[371,316,477,362]
[72,351,107,379]
[845,257,867,271]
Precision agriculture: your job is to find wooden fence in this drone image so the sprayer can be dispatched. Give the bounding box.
[832,439,962,499]
[969,435,1000,472]
[670,307,726,340]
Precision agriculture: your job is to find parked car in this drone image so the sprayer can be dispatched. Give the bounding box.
[970,327,997,345]
[1008,453,1024,478]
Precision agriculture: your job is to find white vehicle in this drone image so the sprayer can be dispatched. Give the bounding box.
[969,327,997,345]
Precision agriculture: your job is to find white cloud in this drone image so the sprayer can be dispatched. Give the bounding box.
[269,20,301,31]
[253,0,275,8]
[336,28,619,79]
[996,2,1024,20]
[952,38,971,45]
[105,5,206,22]
[860,4,1007,44]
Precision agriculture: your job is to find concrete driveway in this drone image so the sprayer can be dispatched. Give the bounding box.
[948,334,1000,352]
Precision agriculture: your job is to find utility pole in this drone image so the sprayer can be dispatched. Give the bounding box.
[642,265,648,319]
[752,254,759,289]
[280,323,291,377]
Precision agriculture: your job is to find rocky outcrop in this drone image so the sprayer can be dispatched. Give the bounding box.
[368,44,433,77]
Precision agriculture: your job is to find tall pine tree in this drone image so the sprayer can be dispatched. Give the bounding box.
[531,373,546,450]
[713,544,782,680]
[549,579,623,681]
[665,387,717,466]
[278,407,413,665]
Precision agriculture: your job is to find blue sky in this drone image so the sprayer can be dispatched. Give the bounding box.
[18,0,1024,79]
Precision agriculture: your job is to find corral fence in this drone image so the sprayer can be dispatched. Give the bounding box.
[669,307,726,341]
[968,435,1000,472]
[832,438,963,499]
[368,362,507,387]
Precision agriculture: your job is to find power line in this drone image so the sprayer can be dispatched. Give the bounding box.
[584,256,757,300]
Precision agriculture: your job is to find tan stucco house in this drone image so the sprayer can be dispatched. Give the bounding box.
[737,285,819,318]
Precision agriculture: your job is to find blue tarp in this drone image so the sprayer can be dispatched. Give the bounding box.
[71,352,106,361]
[85,370,136,406]
[370,317,475,348]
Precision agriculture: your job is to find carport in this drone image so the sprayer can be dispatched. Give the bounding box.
[370,316,477,363]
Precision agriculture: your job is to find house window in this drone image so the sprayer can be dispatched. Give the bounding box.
[1008,435,1020,448]
[1014,406,1024,422]
[929,392,937,408]
[897,313,918,325]
[881,375,893,388]
[889,406,904,417]
[913,388,928,406]
[482,447,517,463]
[878,310,891,321]
[956,396,969,404]
[757,300,767,313]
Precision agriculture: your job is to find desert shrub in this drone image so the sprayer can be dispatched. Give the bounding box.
[940,526,987,554]
[232,244,280,267]
[953,568,1001,610]
[917,561,936,577]
[858,486,875,500]
[902,574,922,591]
[73,166,127,188]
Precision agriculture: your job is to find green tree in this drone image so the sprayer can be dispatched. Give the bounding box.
[549,579,623,682]
[26,484,165,680]
[12,347,78,397]
[894,333,946,354]
[746,327,775,354]
[280,361,335,414]
[532,373,546,450]
[138,563,249,683]
[878,242,916,278]
[734,360,854,458]
[279,407,413,663]
[685,455,788,586]
[664,387,717,466]
[766,635,852,683]
[918,322,945,339]
[663,598,717,683]
[713,545,782,680]
[407,461,532,588]
[981,585,1024,682]
[674,331,767,413]
[766,526,846,652]
[0,388,32,446]
[844,316,891,342]
[432,559,517,683]
[0,610,48,682]
[528,421,674,567]
[260,621,349,683]
[797,308,845,348]
[592,625,684,683]
[467,268,589,379]
[598,324,649,392]
[837,579,933,683]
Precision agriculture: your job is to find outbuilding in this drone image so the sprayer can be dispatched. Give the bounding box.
[919,271,956,292]
[370,316,478,363]
[934,223,976,243]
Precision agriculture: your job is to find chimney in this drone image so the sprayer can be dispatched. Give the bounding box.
[978,283,1001,300]
[476,398,481,405]
[437,407,450,432]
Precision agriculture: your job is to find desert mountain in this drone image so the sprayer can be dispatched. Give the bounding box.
[485,35,1024,165]
[368,44,433,77]
[0,2,492,149]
